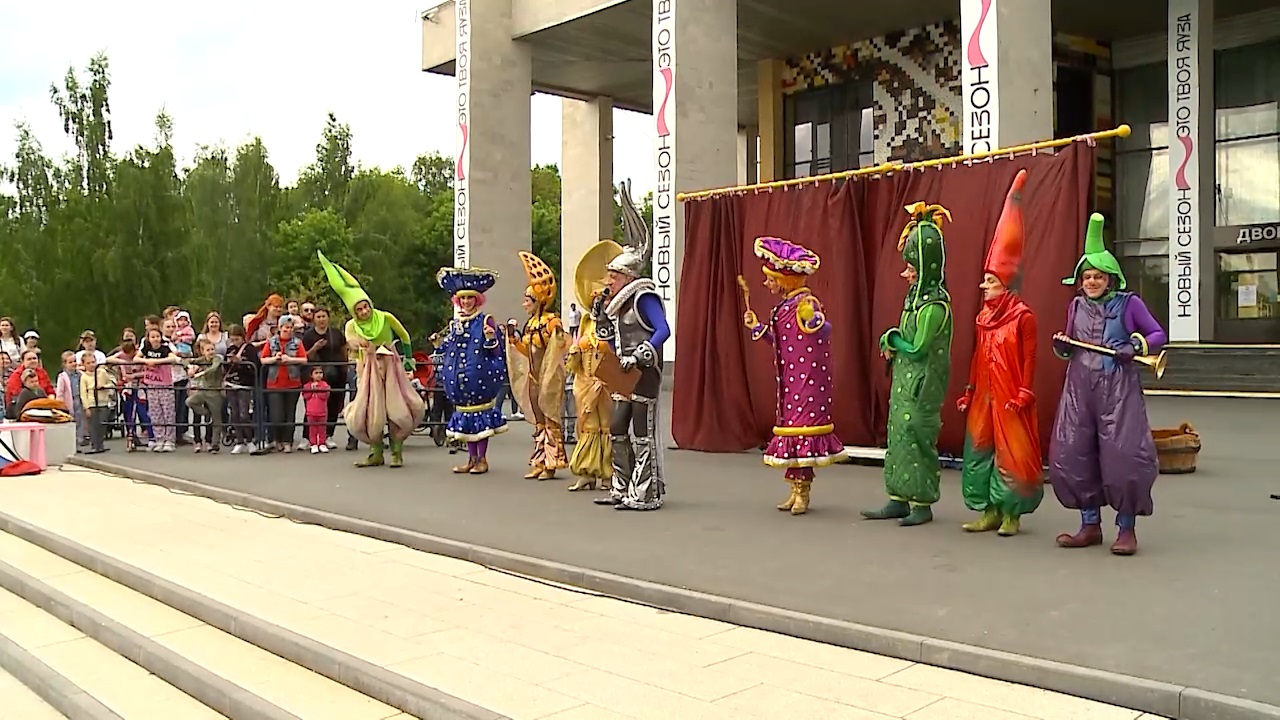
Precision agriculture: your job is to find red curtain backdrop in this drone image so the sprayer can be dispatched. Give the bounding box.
[673,144,1096,459]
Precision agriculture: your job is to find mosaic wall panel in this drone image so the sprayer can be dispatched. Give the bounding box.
[781,20,962,163]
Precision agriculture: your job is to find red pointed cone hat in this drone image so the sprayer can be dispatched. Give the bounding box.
[984,169,1027,287]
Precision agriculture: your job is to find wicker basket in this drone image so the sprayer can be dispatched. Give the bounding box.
[1151,422,1200,474]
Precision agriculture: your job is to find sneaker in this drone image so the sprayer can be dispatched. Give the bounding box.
[310,445,320,455]
[230,443,245,455]
[325,439,337,449]
[209,444,220,454]
[194,443,204,453]
[149,441,161,453]
[318,445,329,454]
[161,441,176,452]
[297,439,310,450]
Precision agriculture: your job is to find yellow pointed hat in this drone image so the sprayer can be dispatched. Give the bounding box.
[519,251,557,306]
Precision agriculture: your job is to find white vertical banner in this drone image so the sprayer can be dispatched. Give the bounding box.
[1167,0,1201,342]
[652,0,677,360]
[454,0,472,268]
[960,0,1000,154]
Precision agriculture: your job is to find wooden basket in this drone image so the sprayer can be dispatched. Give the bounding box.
[1151,422,1200,474]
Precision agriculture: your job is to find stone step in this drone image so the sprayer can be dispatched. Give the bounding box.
[0,584,224,719]
[0,531,408,720]
[0,665,68,720]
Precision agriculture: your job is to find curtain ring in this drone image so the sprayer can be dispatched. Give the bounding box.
[1031,147,1039,157]
[1086,136,1098,147]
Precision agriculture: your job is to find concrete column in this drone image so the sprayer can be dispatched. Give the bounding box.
[1166,0,1215,342]
[560,96,614,320]
[756,60,784,182]
[737,126,758,185]
[651,0,739,362]
[959,0,1054,153]
[453,0,532,318]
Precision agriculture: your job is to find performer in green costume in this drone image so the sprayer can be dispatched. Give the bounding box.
[318,251,426,468]
[862,202,954,527]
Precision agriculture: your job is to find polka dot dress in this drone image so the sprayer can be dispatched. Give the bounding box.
[764,293,845,468]
[440,313,508,439]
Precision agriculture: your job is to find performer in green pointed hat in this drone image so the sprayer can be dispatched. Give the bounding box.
[862,201,955,528]
[318,251,426,468]
[1048,213,1166,556]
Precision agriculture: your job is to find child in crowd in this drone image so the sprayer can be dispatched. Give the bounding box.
[140,327,180,452]
[301,366,332,454]
[111,339,153,451]
[224,324,260,455]
[78,353,113,454]
[185,338,225,453]
[13,369,47,418]
[55,350,88,448]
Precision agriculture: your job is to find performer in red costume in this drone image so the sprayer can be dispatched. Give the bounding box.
[956,170,1044,537]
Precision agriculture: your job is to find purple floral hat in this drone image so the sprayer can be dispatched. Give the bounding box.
[753,236,820,276]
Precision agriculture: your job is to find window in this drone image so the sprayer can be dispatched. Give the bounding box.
[1216,251,1279,320]
[1120,255,1171,332]
[783,82,875,179]
[1114,39,1280,241]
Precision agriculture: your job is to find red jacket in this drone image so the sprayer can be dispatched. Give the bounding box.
[6,367,54,408]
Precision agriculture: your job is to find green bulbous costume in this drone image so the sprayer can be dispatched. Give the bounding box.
[862,203,954,527]
[319,251,425,468]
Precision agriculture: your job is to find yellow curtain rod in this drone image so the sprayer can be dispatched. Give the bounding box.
[676,125,1132,202]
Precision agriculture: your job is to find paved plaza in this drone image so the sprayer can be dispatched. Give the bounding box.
[82,395,1280,709]
[0,468,1171,720]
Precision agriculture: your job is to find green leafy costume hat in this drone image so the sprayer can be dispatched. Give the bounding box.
[1063,213,1126,289]
[898,202,952,311]
[318,250,385,341]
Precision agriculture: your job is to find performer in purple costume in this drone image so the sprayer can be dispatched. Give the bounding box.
[744,236,846,515]
[1049,213,1167,556]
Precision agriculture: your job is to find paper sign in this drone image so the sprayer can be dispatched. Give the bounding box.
[1238,284,1258,308]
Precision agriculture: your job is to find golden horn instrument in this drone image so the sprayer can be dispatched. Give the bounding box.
[1059,337,1168,379]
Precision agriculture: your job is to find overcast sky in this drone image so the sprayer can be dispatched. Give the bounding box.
[0,1,655,195]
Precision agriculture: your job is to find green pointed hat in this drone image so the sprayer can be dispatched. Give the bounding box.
[318,250,371,314]
[1063,213,1126,289]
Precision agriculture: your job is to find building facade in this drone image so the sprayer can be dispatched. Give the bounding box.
[422,0,1280,354]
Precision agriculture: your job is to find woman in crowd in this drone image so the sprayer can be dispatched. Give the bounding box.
[198,312,229,357]
[140,326,181,452]
[260,318,308,452]
[6,349,52,413]
[0,317,21,361]
[246,294,285,347]
[21,330,40,358]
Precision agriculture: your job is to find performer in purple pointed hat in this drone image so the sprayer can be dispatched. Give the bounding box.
[743,236,846,515]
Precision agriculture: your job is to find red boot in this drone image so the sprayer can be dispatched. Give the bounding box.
[1111,528,1138,556]
[1055,524,1103,548]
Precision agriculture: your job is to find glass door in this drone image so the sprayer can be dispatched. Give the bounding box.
[1215,250,1280,342]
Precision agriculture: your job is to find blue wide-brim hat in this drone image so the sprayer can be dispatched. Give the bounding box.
[436,267,499,297]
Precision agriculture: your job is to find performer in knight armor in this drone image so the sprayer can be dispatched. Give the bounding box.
[593,181,671,511]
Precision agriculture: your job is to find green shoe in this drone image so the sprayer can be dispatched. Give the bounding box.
[900,505,934,527]
[997,514,1021,536]
[861,499,910,520]
[355,444,385,468]
[962,508,1001,533]
[389,440,404,468]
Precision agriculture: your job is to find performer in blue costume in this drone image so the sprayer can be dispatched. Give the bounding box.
[431,267,509,474]
[593,181,672,511]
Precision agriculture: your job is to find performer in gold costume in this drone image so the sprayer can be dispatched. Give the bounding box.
[564,239,625,491]
[506,251,572,480]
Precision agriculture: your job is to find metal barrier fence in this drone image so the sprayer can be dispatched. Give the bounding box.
[81,358,577,451]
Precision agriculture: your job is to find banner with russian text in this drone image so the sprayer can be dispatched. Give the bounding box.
[454,0,472,268]
[652,0,677,361]
[1167,0,1201,342]
[961,0,1000,154]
